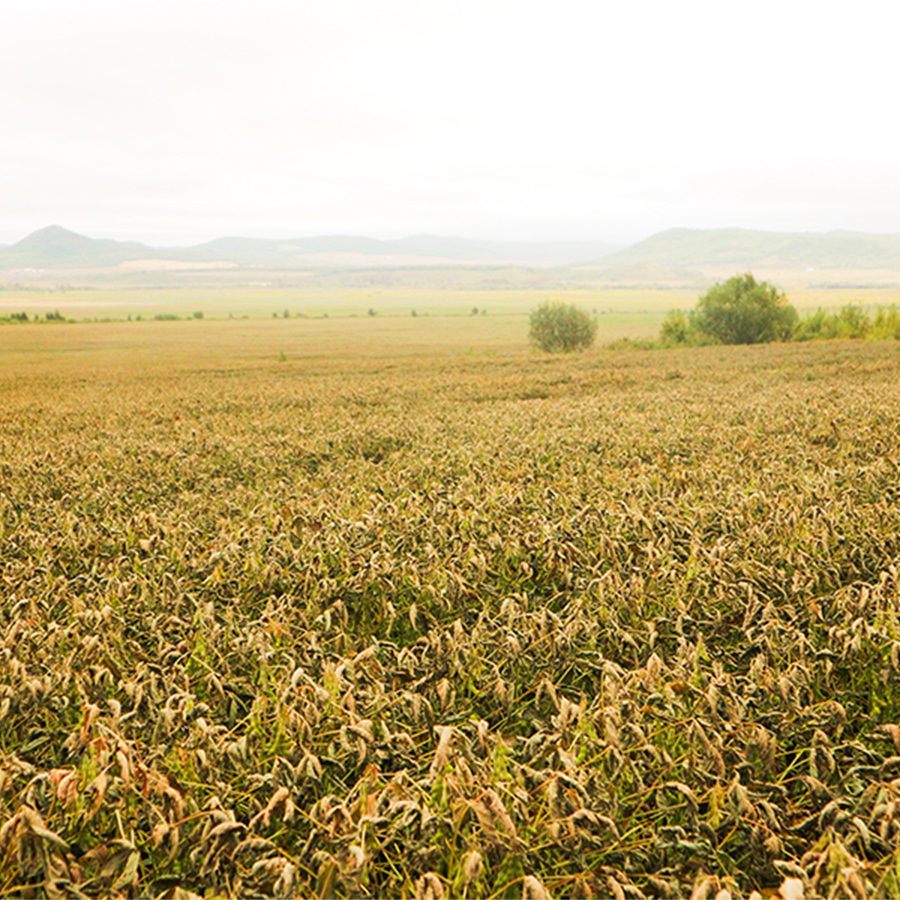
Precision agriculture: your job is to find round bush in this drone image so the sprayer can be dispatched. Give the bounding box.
[693,273,798,345]
[529,300,597,353]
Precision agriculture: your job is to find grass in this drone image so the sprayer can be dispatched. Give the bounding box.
[1,315,900,897]
[2,282,897,331]
[0,284,691,314]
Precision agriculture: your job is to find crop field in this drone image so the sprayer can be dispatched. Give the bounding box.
[1,316,900,898]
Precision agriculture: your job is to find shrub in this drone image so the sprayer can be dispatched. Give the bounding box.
[793,304,900,342]
[793,304,877,341]
[793,308,839,342]
[833,304,869,339]
[659,310,691,346]
[872,305,900,339]
[691,273,797,344]
[529,300,597,353]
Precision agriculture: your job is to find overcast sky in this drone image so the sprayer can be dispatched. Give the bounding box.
[2,0,898,246]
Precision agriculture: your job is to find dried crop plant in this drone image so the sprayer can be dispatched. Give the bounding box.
[0,328,899,896]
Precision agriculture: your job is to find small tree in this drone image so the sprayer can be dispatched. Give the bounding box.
[529,300,597,353]
[692,273,797,345]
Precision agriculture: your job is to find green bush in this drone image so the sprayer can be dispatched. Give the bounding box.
[793,308,839,341]
[659,310,691,346]
[529,300,597,353]
[793,304,900,342]
[795,305,870,341]
[872,305,900,339]
[692,273,798,344]
[659,274,797,347]
[833,304,869,339]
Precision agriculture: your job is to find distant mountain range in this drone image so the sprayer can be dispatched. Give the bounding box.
[5,225,900,279]
[581,227,900,271]
[0,226,622,270]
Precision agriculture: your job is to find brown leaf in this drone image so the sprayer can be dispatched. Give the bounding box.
[415,872,445,900]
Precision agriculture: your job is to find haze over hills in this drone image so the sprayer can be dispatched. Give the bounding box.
[4,227,151,269]
[583,227,900,272]
[6,226,900,291]
[0,226,622,270]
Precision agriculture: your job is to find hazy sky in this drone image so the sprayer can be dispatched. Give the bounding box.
[2,0,898,246]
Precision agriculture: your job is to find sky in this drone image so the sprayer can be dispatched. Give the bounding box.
[2,0,898,247]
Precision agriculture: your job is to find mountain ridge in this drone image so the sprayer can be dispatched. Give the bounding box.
[0,226,623,270]
[6,225,152,268]
[8,225,900,277]
[583,227,900,271]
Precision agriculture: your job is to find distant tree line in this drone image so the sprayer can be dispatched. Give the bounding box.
[0,310,66,323]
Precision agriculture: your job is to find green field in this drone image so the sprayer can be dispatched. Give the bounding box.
[0,286,695,343]
[3,283,900,349]
[2,315,900,898]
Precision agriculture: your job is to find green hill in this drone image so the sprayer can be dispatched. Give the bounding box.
[586,227,900,270]
[2,225,152,268]
[10,225,900,276]
[0,227,622,270]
